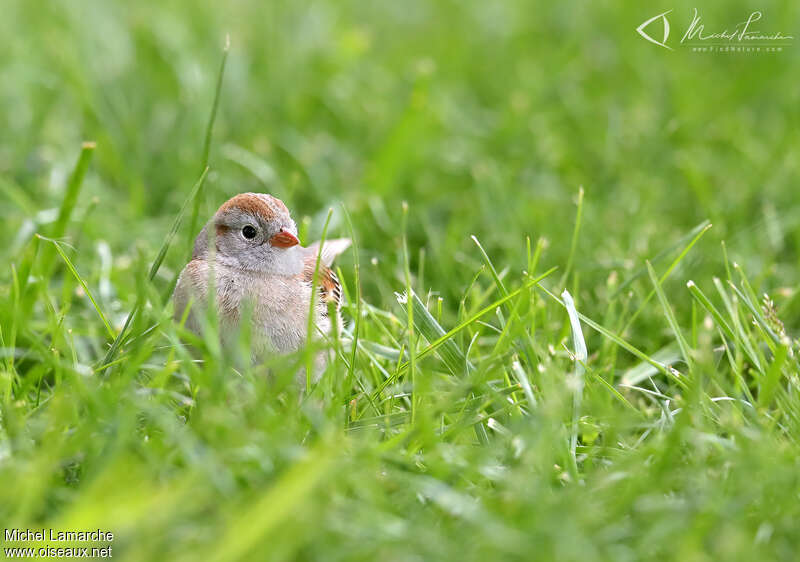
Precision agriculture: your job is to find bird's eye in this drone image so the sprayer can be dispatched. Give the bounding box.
[242,225,257,239]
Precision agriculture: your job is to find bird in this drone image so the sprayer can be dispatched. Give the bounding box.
[173,192,351,372]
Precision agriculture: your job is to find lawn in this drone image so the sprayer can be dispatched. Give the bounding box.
[1,0,800,560]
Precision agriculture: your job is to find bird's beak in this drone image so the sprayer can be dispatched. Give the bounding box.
[269,229,300,248]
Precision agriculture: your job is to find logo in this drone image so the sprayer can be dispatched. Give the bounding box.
[636,10,673,50]
[636,9,794,53]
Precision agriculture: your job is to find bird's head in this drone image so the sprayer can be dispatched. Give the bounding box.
[194,192,303,275]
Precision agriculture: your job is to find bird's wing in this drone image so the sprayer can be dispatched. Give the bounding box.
[304,238,351,267]
[302,251,344,312]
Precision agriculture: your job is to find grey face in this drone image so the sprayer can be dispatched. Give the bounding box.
[192,198,302,275]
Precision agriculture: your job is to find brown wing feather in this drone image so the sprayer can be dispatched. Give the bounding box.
[302,252,343,314]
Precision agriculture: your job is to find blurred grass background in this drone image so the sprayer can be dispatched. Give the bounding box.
[1,0,800,560]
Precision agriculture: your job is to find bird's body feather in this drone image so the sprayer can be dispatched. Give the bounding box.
[174,257,326,359]
[172,193,350,369]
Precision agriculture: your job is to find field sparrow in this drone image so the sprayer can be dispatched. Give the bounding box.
[173,193,351,367]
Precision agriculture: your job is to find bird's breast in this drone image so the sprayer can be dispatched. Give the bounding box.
[227,270,313,354]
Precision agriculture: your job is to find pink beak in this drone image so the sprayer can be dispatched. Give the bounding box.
[269,229,300,248]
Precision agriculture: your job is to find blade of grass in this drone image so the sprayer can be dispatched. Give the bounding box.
[471,235,508,297]
[760,343,789,409]
[562,289,586,472]
[101,168,209,369]
[713,277,765,375]
[400,202,417,424]
[728,280,780,346]
[559,186,584,289]
[340,203,362,404]
[37,235,115,340]
[511,360,537,410]
[687,279,766,379]
[686,280,736,343]
[186,34,230,258]
[472,234,538,372]
[646,261,694,373]
[305,208,333,391]
[613,220,711,298]
[396,290,473,376]
[585,363,638,412]
[371,267,558,400]
[33,142,95,290]
[536,284,685,388]
[51,142,96,242]
[620,222,712,332]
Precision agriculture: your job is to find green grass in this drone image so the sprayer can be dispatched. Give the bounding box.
[2,0,800,560]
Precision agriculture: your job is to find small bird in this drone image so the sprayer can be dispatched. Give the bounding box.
[173,193,350,368]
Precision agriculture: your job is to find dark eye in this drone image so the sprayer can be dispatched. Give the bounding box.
[242,225,257,239]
